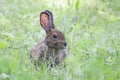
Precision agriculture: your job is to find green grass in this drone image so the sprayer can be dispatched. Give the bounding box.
[0,0,120,80]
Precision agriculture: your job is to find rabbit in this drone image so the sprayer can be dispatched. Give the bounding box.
[30,10,67,67]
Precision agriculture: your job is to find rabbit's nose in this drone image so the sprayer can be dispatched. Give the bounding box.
[64,42,67,47]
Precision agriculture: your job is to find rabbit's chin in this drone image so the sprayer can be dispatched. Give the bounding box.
[48,44,66,50]
[57,44,66,49]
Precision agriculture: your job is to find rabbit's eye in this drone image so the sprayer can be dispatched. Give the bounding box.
[53,35,57,39]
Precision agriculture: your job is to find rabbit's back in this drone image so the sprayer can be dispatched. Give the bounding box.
[30,40,47,60]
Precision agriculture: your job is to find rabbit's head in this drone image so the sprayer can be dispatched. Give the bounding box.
[40,10,67,50]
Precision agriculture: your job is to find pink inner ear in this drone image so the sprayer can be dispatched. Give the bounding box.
[41,13,49,29]
[42,17,48,28]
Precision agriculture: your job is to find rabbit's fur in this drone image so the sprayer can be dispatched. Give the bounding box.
[30,10,67,66]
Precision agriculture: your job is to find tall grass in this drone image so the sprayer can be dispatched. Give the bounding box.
[0,0,120,80]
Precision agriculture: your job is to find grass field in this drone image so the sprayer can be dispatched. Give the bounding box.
[0,0,120,80]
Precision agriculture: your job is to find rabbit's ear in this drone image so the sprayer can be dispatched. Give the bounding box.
[40,10,55,33]
[40,12,49,32]
[45,10,55,29]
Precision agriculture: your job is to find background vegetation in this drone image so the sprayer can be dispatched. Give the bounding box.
[0,0,120,80]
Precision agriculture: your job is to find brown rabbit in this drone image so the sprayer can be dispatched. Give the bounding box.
[30,10,67,67]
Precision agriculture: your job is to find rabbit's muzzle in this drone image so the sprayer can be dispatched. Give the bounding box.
[46,40,67,50]
[57,42,67,49]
